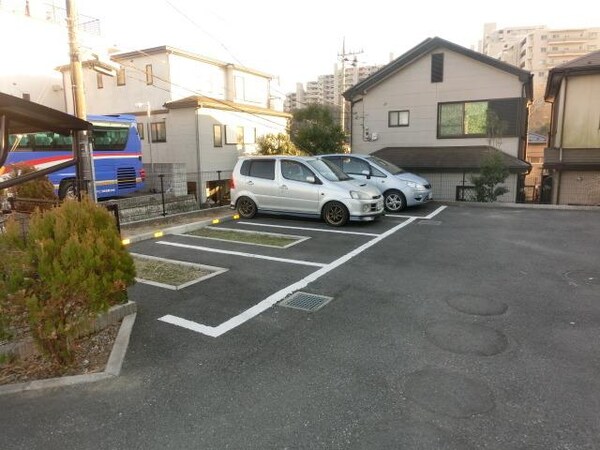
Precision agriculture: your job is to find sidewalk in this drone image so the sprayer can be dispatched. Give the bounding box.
[120,206,236,243]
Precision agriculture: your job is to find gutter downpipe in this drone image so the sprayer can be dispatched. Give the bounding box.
[195,106,202,206]
[555,75,568,204]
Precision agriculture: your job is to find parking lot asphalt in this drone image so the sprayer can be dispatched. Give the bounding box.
[1,203,600,449]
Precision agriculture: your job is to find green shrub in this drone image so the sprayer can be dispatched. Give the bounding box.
[1,198,136,364]
[0,218,30,341]
[470,150,510,202]
[6,163,57,212]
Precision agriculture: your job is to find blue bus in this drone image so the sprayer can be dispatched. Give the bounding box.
[0,114,145,199]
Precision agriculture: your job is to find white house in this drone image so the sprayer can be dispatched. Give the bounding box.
[59,46,289,202]
[343,37,533,202]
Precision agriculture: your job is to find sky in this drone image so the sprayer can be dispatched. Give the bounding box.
[77,0,598,94]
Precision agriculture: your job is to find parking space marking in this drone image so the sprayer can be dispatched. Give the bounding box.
[156,241,327,268]
[385,205,447,220]
[236,221,380,237]
[159,217,418,337]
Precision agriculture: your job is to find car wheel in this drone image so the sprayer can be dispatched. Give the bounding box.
[59,179,77,200]
[237,196,257,219]
[384,189,406,212]
[323,201,349,227]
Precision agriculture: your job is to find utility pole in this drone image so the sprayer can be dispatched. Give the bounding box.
[337,38,363,133]
[66,0,96,201]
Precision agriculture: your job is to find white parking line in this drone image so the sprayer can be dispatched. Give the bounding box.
[156,241,326,268]
[159,217,418,337]
[385,205,447,220]
[236,221,380,237]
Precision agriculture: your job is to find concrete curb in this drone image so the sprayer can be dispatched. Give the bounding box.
[122,211,239,245]
[440,200,600,211]
[0,312,137,396]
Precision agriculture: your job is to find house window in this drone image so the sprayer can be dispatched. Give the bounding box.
[541,47,546,53]
[213,124,222,147]
[97,73,103,89]
[437,99,520,138]
[150,121,166,143]
[145,64,153,85]
[236,126,244,145]
[225,125,238,145]
[431,53,444,83]
[541,35,547,40]
[137,123,144,140]
[388,110,410,127]
[117,68,126,86]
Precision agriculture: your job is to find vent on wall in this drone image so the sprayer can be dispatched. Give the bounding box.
[431,53,444,83]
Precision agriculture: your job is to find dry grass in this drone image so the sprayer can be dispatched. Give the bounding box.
[187,227,298,247]
[133,257,213,286]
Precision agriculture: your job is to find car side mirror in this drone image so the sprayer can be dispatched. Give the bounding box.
[361,169,371,179]
[306,175,316,184]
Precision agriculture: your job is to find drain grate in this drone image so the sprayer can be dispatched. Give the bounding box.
[279,292,333,312]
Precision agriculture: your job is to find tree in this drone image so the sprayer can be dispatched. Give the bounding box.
[470,150,510,202]
[289,104,345,155]
[256,133,303,156]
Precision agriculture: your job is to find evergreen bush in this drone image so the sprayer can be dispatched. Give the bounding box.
[470,150,510,202]
[1,198,136,364]
[6,164,58,212]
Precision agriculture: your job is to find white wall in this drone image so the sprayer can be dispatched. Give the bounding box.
[66,53,173,116]
[159,106,288,201]
[0,6,106,111]
[351,48,525,156]
[169,54,226,101]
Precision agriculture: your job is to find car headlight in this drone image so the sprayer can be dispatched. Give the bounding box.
[350,190,371,200]
[406,181,427,191]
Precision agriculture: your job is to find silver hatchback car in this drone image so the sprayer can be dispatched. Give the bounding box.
[230,156,384,226]
[321,154,433,212]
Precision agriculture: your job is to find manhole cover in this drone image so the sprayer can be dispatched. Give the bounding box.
[279,292,332,312]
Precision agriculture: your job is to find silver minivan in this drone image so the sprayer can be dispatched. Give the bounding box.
[320,154,433,212]
[230,156,384,226]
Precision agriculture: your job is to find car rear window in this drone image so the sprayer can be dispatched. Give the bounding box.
[248,160,275,180]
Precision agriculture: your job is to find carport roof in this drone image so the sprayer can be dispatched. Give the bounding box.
[373,146,531,172]
[0,92,91,134]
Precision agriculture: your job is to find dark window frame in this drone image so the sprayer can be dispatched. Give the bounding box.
[97,73,104,89]
[145,64,153,85]
[431,53,444,83]
[437,98,521,139]
[137,123,144,140]
[117,68,126,86]
[150,121,167,143]
[213,124,223,147]
[388,110,410,127]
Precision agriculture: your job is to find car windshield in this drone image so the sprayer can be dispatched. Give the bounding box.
[306,159,352,182]
[367,156,405,175]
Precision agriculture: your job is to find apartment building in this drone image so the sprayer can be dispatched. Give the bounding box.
[480,23,600,133]
[285,64,382,113]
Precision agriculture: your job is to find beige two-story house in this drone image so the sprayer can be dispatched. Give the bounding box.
[544,51,600,205]
[344,37,532,202]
